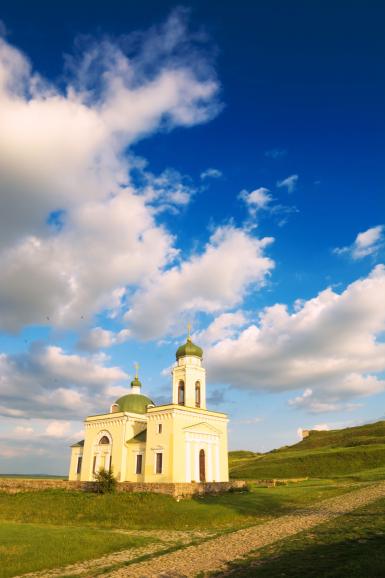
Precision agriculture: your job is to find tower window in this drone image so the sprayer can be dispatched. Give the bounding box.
[92,456,97,474]
[195,381,201,408]
[155,452,163,474]
[99,435,110,445]
[76,456,82,474]
[136,454,143,474]
[158,423,162,434]
[178,381,185,405]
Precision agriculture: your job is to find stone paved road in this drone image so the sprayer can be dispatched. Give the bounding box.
[105,481,385,578]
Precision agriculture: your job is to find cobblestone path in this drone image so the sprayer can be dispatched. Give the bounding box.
[105,481,385,578]
[18,530,216,578]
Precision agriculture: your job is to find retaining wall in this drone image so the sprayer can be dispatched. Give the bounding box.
[0,478,247,498]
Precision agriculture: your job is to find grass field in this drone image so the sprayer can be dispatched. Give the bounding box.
[2,420,385,577]
[212,496,385,577]
[229,420,385,479]
[0,523,152,578]
[0,480,360,576]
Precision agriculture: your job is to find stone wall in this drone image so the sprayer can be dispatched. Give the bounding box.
[0,479,82,494]
[0,478,246,498]
[83,480,247,498]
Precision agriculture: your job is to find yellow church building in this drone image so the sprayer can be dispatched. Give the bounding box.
[69,335,229,484]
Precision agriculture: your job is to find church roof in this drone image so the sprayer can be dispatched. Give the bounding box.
[115,393,154,414]
[127,429,147,443]
[176,337,203,360]
[70,440,84,447]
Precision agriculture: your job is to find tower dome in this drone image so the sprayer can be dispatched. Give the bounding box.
[176,336,203,360]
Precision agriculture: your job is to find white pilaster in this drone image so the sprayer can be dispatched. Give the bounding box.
[194,443,199,482]
[185,441,191,482]
[207,443,213,482]
[215,443,220,481]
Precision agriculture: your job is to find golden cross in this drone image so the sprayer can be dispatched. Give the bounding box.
[134,362,139,378]
[187,321,191,339]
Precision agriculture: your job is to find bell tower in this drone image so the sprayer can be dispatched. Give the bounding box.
[172,326,206,409]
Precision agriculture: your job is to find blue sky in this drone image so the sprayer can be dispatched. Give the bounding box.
[0,1,384,474]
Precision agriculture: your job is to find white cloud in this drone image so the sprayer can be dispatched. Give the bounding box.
[193,311,246,345]
[0,11,221,332]
[0,345,129,419]
[239,186,298,225]
[200,168,222,180]
[334,225,384,260]
[239,187,273,216]
[124,226,274,339]
[277,174,298,193]
[77,327,130,351]
[45,421,71,438]
[207,265,385,411]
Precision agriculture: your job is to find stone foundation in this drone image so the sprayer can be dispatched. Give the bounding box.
[83,480,247,498]
[0,478,247,498]
[0,479,82,494]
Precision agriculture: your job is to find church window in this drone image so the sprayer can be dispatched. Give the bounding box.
[92,456,97,474]
[178,381,185,405]
[195,382,201,407]
[158,423,162,434]
[155,452,163,474]
[99,435,110,445]
[136,454,143,474]
[76,456,82,474]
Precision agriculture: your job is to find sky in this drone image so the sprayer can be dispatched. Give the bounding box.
[0,0,384,474]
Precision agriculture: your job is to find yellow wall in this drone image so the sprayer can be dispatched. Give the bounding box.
[68,353,229,484]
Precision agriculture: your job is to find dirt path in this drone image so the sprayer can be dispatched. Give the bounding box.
[105,481,385,578]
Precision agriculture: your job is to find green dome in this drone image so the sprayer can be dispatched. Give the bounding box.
[115,393,154,414]
[130,376,142,388]
[176,337,203,360]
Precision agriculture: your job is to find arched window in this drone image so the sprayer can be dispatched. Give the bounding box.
[178,381,185,405]
[195,381,201,408]
[99,435,110,445]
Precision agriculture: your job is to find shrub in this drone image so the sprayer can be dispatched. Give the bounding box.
[94,467,117,494]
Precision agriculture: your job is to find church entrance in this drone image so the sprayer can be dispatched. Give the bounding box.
[199,449,206,482]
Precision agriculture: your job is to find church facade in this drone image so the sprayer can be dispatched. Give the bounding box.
[68,336,229,483]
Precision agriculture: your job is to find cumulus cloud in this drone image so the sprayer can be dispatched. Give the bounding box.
[0,345,129,419]
[0,10,221,332]
[124,226,274,339]
[193,311,247,346]
[207,265,385,411]
[77,327,130,351]
[239,187,273,216]
[277,174,298,193]
[334,225,384,260]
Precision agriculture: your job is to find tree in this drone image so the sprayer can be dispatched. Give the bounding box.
[94,467,117,493]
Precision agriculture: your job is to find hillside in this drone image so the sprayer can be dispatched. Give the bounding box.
[229,420,385,479]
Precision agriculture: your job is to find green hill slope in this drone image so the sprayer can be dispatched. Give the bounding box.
[229,420,385,479]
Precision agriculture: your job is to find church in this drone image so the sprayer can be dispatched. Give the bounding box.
[68,333,229,484]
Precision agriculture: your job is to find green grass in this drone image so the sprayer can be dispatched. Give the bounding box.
[0,522,152,578]
[211,496,385,578]
[229,420,385,479]
[0,481,357,533]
